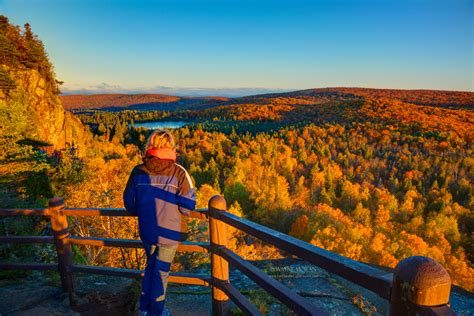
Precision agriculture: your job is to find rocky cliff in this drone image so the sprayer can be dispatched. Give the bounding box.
[1,66,90,153]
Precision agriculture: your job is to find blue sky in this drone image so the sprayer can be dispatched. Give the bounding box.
[1,0,472,95]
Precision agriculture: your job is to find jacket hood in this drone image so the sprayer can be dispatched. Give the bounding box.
[143,157,175,174]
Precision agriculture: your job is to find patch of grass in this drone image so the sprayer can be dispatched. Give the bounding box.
[44,270,61,287]
[328,276,378,315]
[231,289,295,315]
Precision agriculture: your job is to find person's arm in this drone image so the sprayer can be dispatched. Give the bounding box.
[123,166,139,215]
[176,165,196,216]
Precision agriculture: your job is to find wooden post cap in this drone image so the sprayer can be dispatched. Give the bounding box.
[393,256,451,306]
[209,195,226,211]
[49,197,65,208]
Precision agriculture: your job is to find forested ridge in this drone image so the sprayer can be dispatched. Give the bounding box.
[1,16,473,293]
[62,87,474,111]
[61,93,229,111]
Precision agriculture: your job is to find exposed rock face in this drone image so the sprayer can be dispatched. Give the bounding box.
[0,273,139,316]
[1,66,90,153]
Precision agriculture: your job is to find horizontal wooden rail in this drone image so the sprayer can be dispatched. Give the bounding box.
[213,279,263,316]
[64,208,208,219]
[71,265,211,286]
[0,208,207,219]
[0,262,58,271]
[69,236,209,253]
[64,208,130,216]
[177,241,209,253]
[0,235,53,244]
[0,235,208,254]
[169,272,211,287]
[69,236,142,248]
[214,246,325,316]
[189,209,209,219]
[0,208,50,216]
[213,211,393,300]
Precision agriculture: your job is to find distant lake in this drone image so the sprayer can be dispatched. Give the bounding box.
[133,121,188,130]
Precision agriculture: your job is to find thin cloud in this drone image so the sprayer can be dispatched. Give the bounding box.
[60,83,294,97]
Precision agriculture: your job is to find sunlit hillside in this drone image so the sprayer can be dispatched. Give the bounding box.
[257,87,474,109]
[1,15,473,297]
[61,95,474,292]
[60,94,229,110]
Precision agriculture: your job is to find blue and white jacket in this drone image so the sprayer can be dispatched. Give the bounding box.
[123,157,196,245]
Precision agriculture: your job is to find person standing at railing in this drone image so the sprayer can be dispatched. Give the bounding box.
[123,129,196,316]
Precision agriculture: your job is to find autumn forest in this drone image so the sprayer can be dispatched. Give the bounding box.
[1,16,473,296]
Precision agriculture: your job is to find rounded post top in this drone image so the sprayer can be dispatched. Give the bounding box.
[394,256,451,287]
[394,256,451,306]
[208,195,226,211]
[49,197,65,208]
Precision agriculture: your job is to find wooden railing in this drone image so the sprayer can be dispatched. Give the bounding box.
[0,196,455,315]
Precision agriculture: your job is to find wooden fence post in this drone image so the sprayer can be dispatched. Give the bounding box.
[49,197,75,299]
[209,195,229,316]
[389,256,452,316]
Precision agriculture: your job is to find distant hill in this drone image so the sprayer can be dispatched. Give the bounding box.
[60,93,229,111]
[175,88,474,142]
[250,87,474,109]
[61,88,473,112]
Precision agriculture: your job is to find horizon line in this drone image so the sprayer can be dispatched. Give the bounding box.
[60,85,474,98]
